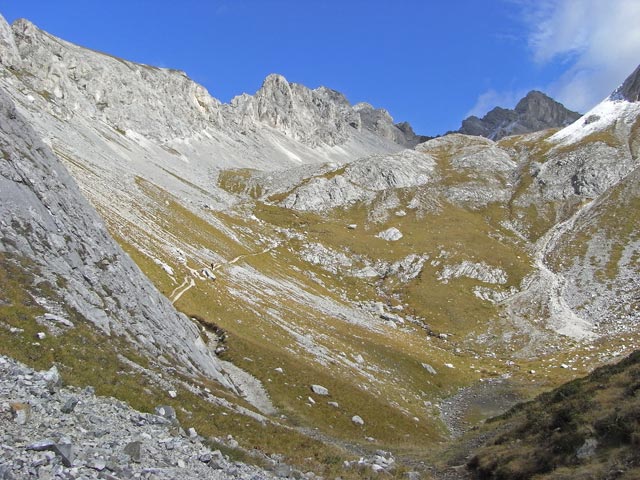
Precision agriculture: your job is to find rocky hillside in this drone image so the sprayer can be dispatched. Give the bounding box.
[458,90,581,140]
[0,356,277,480]
[467,350,640,479]
[0,86,231,386]
[2,10,640,480]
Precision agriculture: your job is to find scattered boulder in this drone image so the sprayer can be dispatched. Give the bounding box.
[310,385,329,396]
[351,415,365,426]
[53,443,74,467]
[39,366,62,393]
[9,402,30,425]
[202,268,216,280]
[376,227,403,242]
[123,440,142,463]
[154,405,177,421]
[274,463,292,478]
[421,363,437,375]
[576,438,598,460]
[60,396,79,414]
[43,313,74,328]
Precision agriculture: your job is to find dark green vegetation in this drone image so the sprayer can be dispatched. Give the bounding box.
[467,350,640,479]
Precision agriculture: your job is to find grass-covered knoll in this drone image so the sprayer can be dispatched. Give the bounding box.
[253,186,532,339]
[467,350,640,479]
[217,168,264,198]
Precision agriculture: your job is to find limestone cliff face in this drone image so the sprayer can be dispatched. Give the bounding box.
[227,73,422,147]
[1,15,418,180]
[0,15,19,68]
[9,18,224,141]
[0,87,230,387]
[4,16,422,152]
[459,91,582,140]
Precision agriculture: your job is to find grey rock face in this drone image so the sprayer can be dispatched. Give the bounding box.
[353,102,430,146]
[547,167,640,334]
[11,18,224,141]
[458,91,581,140]
[0,87,229,387]
[0,15,19,68]
[611,63,640,102]
[229,74,421,148]
[438,261,508,285]
[281,149,437,211]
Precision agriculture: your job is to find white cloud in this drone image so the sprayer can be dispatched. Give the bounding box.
[466,0,640,119]
[526,0,640,111]
[466,88,529,118]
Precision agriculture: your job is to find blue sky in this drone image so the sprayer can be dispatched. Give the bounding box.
[2,1,639,136]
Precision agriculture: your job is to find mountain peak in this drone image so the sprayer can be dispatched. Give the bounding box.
[261,72,289,87]
[515,90,555,111]
[458,90,581,140]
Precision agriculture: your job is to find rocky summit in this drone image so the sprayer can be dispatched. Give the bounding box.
[458,90,582,140]
[1,10,640,480]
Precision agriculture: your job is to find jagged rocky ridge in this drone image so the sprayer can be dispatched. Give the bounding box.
[1,15,419,161]
[458,90,581,140]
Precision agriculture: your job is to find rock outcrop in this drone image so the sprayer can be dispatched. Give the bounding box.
[458,90,581,140]
[228,74,424,148]
[280,149,437,211]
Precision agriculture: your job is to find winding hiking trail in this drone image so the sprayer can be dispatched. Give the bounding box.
[171,277,195,304]
[210,246,276,272]
[169,245,278,304]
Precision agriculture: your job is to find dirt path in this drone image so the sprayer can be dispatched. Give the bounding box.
[210,246,276,272]
[171,277,195,304]
[169,245,278,304]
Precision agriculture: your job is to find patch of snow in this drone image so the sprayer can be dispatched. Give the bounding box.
[551,98,640,145]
